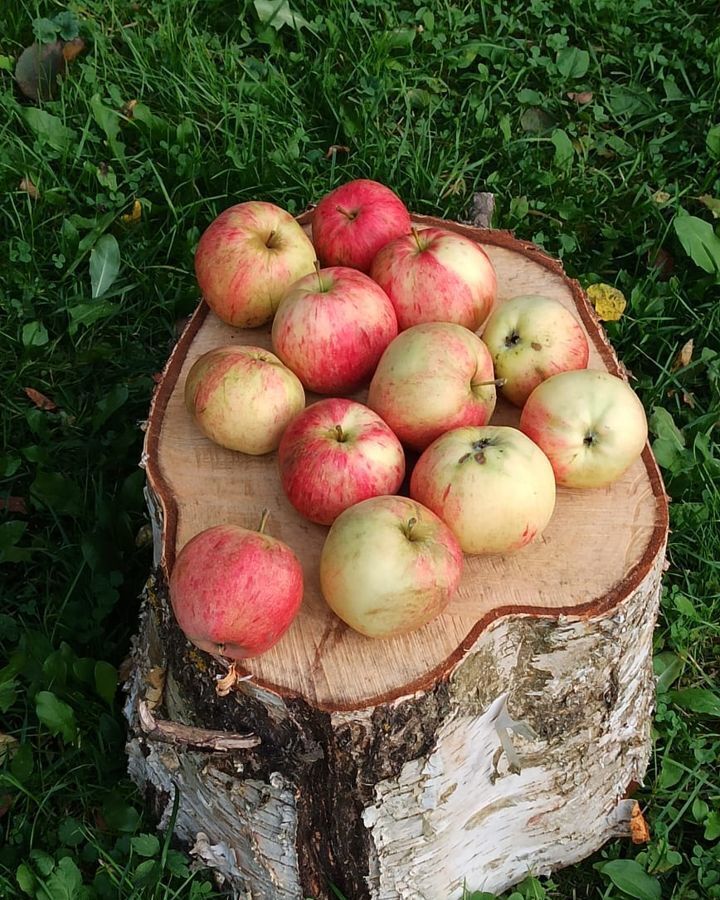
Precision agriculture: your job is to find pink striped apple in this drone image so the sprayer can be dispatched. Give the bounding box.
[367,322,498,451]
[519,370,648,488]
[195,201,315,328]
[271,266,398,395]
[319,496,463,638]
[278,399,405,525]
[170,515,303,659]
[481,295,589,407]
[410,425,557,554]
[312,179,412,272]
[185,345,305,455]
[370,227,497,331]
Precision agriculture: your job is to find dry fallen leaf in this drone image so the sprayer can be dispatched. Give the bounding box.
[121,99,139,118]
[23,387,57,411]
[629,801,651,844]
[145,666,166,710]
[121,199,143,225]
[216,662,241,697]
[698,194,720,219]
[672,338,694,371]
[586,283,627,322]
[0,497,28,514]
[135,523,153,547]
[651,190,671,204]
[325,144,350,157]
[567,91,593,104]
[649,248,674,281]
[62,38,86,64]
[19,177,39,200]
[467,191,496,228]
[682,391,696,408]
[0,733,19,764]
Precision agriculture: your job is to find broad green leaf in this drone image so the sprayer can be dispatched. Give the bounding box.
[43,856,83,899]
[68,300,116,334]
[16,863,36,895]
[0,521,27,552]
[600,859,661,900]
[29,849,55,876]
[94,660,118,706]
[90,234,121,298]
[30,472,83,516]
[54,10,80,41]
[551,128,574,168]
[669,687,720,717]
[132,833,161,857]
[11,742,34,781]
[22,108,76,152]
[673,214,720,276]
[707,125,720,160]
[658,757,683,789]
[92,384,129,432]
[59,817,85,847]
[654,651,684,693]
[32,17,58,43]
[35,690,78,743]
[556,47,589,79]
[22,321,49,348]
[705,811,720,841]
[520,107,554,133]
[134,859,160,886]
[254,0,312,31]
[90,94,125,163]
[0,679,18,713]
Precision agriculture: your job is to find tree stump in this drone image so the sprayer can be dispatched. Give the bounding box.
[124,214,669,900]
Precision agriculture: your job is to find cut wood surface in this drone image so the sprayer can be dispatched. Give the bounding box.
[142,213,668,711]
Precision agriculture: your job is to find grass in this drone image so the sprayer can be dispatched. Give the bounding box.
[1,0,719,897]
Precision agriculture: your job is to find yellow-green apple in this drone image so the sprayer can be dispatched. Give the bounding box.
[481,295,589,407]
[519,370,648,488]
[169,515,303,659]
[279,399,405,525]
[185,345,304,455]
[271,266,397,394]
[367,322,498,451]
[312,179,412,272]
[410,425,556,554]
[319,496,463,638]
[370,227,497,331]
[195,201,315,328]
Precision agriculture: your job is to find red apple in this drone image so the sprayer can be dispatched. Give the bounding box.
[312,179,412,272]
[319,496,463,638]
[370,227,497,331]
[481,295,589,407]
[185,345,305,455]
[367,323,498,451]
[520,370,648,488]
[410,426,557,554]
[169,514,303,659]
[195,201,315,328]
[271,266,398,394]
[278,399,405,525]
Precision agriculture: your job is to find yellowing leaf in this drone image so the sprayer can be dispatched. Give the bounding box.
[587,283,627,321]
[672,338,694,370]
[699,194,720,219]
[652,190,671,204]
[121,199,142,224]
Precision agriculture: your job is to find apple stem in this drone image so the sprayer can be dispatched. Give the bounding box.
[266,230,276,248]
[336,204,357,221]
[411,228,424,251]
[473,377,507,388]
[314,259,322,288]
[258,508,270,534]
[406,516,418,540]
[334,424,345,442]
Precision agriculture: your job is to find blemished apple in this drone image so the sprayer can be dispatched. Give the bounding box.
[519,370,648,488]
[367,322,498,451]
[370,227,497,332]
[271,265,398,395]
[279,399,405,525]
[410,425,557,554]
[185,345,305,455]
[319,496,463,639]
[194,201,315,328]
[312,179,412,273]
[481,294,589,407]
[169,514,303,659]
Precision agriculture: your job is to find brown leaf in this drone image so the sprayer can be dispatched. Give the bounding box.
[0,794,13,820]
[649,248,674,280]
[121,99,139,118]
[23,387,57,411]
[19,177,39,200]
[216,662,241,697]
[121,199,142,225]
[586,283,627,321]
[567,91,593,104]
[325,145,350,157]
[682,391,696,408]
[0,497,28,514]
[135,523,153,547]
[145,666,166,711]
[672,338,694,371]
[651,190,671,204]
[629,801,651,844]
[62,38,86,64]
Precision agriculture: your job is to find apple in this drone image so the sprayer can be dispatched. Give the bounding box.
[370,227,497,331]
[367,322,498,451]
[319,496,463,638]
[194,201,316,328]
[271,266,398,394]
[481,295,589,406]
[312,179,412,273]
[185,345,305,455]
[169,513,303,659]
[279,399,405,525]
[410,425,557,554]
[519,370,648,488]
